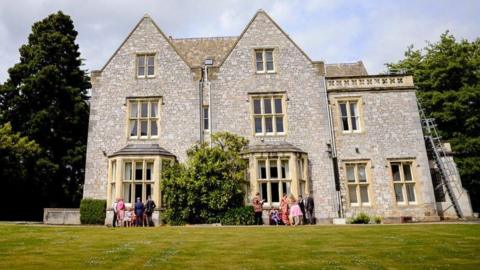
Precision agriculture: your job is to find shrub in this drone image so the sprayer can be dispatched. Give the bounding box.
[80,199,106,225]
[349,212,371,224]
[220,206,255,225]
[373,216,382,224]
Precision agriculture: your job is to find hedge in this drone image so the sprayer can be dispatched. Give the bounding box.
[80,199,106,225]
[220,206,255,225]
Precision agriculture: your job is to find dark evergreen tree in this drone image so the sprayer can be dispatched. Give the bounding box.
[0,11,90,220]
[388,32,480,212]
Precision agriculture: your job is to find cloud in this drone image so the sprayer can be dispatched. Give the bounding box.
[0,0,479,83]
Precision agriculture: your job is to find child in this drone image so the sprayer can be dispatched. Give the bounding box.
[124,207,133,227]
[270,209,280,225]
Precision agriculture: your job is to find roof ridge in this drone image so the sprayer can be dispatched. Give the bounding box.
[172,36,238,41]
[326,61,364,66]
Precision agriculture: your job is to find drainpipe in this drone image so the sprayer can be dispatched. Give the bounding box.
[321,71,343,218]
[199,78,204,143]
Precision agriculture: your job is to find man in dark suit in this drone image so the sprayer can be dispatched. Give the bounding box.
[305,193,315,224]
[298,195,306,225]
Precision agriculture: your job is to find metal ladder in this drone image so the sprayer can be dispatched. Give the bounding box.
[418,101,464,218]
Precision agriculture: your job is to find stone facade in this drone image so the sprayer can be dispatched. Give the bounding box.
[84,10,472,224]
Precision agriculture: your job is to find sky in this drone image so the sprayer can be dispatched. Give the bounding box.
[0,0,479,83]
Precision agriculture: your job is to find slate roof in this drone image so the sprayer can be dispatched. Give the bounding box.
[325,61,368,77]
[246,141,306,154]
[109,144,175,157]
[171,36,238,68]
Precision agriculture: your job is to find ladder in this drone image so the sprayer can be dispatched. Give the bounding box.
[418,101,464,218]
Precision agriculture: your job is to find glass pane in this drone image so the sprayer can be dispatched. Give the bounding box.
[147,56,154,66]
[130,120,137,137]
[258,160,266,179]
[358,164,367,182]
[360,186,369,203]
[297,159,303,179]
[341,117,349,131]
[270,160,278,179]
[138,67,145,76]
[130,102,138,118]
[403,163,413,181]
[339,103,348,117]
[256,62,264,72]
[281,182,290,195]
[255,51,263,62]
[140,121,148,136]
[124,162,132,180]
[349,102,357,117]
[135,162,143,180]
[346,165,355,182]
[348,186,357,203]
[265,50,273,61]
[406,184,416,202]
[266,61,274,71]
[141,102,148,117]
[265,117,273,133]
[264,99,272,114]
[146,184,152,199]
[391,164,401,181]
[137,56,145,67]
[151,121,158,136]
[203,107,209,130]
[135,184,143,201]
[394,184,404,202]
[254,117,262,133]
[151,102,158,117]
[274,98,282,113]
[260,183,268,201]
[147,66,154,76]
[146,162,153,181]
[281,160,289,179]
[271,182,279,203]
[351,116,358,131]
[275,116,284,133]
[123,183,132,203]
[253,99,261,114]
[111,161,116,182]
[111,183,116,202]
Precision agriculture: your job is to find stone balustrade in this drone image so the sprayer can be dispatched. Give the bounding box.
[326,75,414,90]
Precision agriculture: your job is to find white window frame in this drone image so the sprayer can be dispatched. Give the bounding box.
[122,160,155,203]
[251,95,286,136]
[127,98,160,139]
[136,54,155,78]
[256,158,291,207]
[344,162,371,207]
[255,49,275,73]
[390,161,417,205]
[203,106,209,131]
[337,99,362,133]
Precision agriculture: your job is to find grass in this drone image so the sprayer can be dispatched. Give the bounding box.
[0,223,478,269]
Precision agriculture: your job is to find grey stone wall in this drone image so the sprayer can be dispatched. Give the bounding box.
[329,89,438,220]
[212,12,337,219]
[84,17,199,199]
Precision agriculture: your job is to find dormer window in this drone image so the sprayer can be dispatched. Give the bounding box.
[255,49,274,73]
[137,54,155,78]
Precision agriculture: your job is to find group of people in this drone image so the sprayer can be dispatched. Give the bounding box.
[253,192,314,226]
[112,196,156,227]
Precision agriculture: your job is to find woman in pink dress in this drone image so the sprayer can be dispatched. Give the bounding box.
[289,195,303,226]
[116,198,125,227]
[280,193,290,225]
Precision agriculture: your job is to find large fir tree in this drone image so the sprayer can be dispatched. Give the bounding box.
[388,32,480,212]
[0,11,90,219]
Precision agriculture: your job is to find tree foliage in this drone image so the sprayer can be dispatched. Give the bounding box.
[0,12,90,220]
[161,132,249,225]
[388,32,480,212]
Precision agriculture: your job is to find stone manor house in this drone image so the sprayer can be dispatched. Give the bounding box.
[84,10,473,224]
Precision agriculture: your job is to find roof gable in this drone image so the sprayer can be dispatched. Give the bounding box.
[326,61,368,77]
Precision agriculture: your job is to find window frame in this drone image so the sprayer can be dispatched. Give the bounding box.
[121,159,155,203]
[136,54,156,78]
[389,160,418,206]
[127,98,160,140]
[203,105,209,131]
[254,48,275,74]
[250,94,287,136]
[256,157,293,207]
[344,161,371,207]
[335,97,363,134]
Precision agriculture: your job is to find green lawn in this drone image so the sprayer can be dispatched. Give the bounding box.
[0,223,478,269]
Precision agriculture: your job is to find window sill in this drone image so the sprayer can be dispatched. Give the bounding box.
[136,75,156,79]
[255,71,277,75]
[254,133,286,137]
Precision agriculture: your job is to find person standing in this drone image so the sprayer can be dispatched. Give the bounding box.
[252,192,264,225]
[298,195,306,225]
[112,198,118,227]
[134,197,145,227]
[305,193,315,224]
[280,193,290,225]
[289,195,303,226]
[116,198,125,227]
[145,195,156,227]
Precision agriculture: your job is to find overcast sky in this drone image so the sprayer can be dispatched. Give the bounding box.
[1,0,479,83]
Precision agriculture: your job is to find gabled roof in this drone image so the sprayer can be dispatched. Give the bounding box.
[325,61,368,77]
[109,144,175,158]
[246,141,306,154]
[171,36,238,68]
